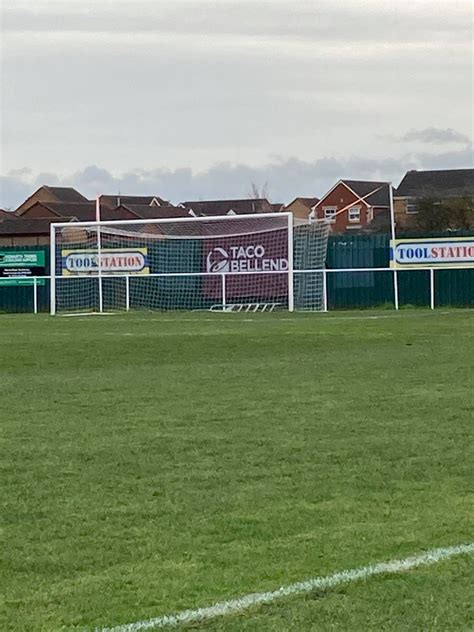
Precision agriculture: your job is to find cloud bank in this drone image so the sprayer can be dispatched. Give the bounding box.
[1,144,472,209]
[401,127,472,145]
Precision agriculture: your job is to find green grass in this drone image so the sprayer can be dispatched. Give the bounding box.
[1,309,473,631]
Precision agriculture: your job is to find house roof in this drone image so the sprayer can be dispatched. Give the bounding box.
[31,202,97,220]
[27,202,137,222]
[181,198,273,216]
[270,203,285,212]
[15,185,89,214]
[341,180,391,207]
[99,195,169,208]
[119,204,190,219]
[44,186,89,203]
[286,197,320,209]
[0,209,17,219]
[0,217,77,235]
[395,169,474,198]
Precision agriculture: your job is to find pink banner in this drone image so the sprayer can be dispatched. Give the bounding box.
[203,228,288,300]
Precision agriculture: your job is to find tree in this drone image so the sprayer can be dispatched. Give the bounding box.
[415,196,474,232]
[248,181,269,200]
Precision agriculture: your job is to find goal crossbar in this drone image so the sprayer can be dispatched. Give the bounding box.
[49,212,291,230]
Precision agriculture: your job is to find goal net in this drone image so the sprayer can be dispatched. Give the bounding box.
[50,213,330,314]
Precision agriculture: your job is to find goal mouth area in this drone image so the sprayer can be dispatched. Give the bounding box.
[49,213,331,315]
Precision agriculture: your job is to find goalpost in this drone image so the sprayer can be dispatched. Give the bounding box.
[50,213,330,315]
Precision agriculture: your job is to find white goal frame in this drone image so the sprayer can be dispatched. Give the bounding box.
[50,212,295,315]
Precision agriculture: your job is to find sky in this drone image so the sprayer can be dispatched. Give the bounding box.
[0,0,473,208]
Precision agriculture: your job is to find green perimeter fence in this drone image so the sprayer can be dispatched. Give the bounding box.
[1,237,473,313]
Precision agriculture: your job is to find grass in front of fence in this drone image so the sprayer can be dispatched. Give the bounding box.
[1,310,473,631]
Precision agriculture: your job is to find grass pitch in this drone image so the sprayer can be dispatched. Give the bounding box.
[1,309,473,631]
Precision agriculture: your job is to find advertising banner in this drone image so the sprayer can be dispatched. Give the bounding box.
[0,250,46,286]
[61,248,149,275]
[203,229,289,299]
[390,237,474,268]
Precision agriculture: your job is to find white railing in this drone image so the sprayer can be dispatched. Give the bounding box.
[0,266,473,314]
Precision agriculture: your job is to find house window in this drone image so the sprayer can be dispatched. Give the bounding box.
[348,206,361,223]
[406,201,418,214]
[367,207,374,222]
[324,207,337,222]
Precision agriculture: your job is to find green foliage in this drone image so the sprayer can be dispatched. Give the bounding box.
[1,311,473,631]
[416,195,474,232]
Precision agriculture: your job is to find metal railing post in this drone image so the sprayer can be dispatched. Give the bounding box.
[430,268,435,310]
[221,273,226,311]
[125,275,130,312]
[393,268,399,310]
[33,277,38,314]
[322,269,328,312]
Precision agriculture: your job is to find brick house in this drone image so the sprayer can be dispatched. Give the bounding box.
[0,203,191,245]
[15,186,89,215]
[0,217,77,246]
[394,169,474,230]
[312,180,390,233]
[18,201,139,222]
[284,197,320,221]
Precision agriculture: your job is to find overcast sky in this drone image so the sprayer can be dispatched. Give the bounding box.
[1,0,472,208]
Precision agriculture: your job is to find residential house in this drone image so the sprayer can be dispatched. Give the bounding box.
[0,209,17,219]
[284,197,320,221]
[0,217,77,246]
[394,169,474,230]
[312,180,391,233]
[15,185,89,215]
[115,204,191,220]
[0,202,193,245]
[99,195,170,210]
[180,198,274,216]
[17,202,138,222]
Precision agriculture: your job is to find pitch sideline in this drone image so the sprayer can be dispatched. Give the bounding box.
[97,542,474,632]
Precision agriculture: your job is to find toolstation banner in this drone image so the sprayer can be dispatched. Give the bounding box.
[61,248,149,275]
[390,237,474,268]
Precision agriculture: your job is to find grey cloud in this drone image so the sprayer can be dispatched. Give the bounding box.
[0,175,32,210]
[2,147,471,210]
[410,146,474,170]
[2,1,472,194]
[3,1,472,46]
[402,128,472,145]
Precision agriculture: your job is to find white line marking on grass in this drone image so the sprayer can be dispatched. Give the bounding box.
[98,542,474,632]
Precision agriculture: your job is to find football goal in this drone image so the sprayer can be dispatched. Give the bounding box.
[50,213,330,314]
